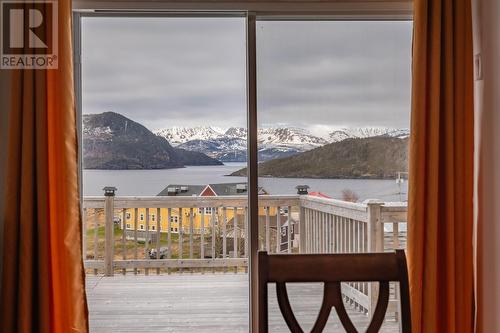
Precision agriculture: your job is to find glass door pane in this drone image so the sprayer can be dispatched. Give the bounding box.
[80,16,249,332]
[253,20,412,332]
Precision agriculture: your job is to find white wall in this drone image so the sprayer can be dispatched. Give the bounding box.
[473,0,500,331]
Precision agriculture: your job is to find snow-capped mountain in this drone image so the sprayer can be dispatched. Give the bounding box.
[154,126,225,145]
[155,126,329,148]
[154,126,328,161]
[154,126,409,162]
[177,137,247,161]
[327,127,410,142]
[224,127,246,139]
[258,128,329,149]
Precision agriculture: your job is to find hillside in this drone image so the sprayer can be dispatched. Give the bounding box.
[83,112,222,169]
[230,137,408,179]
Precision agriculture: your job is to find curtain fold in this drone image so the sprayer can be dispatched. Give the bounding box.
[0,0,89,332]
[408,0,474,332]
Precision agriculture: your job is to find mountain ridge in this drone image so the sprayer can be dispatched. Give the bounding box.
[83,112,222,169]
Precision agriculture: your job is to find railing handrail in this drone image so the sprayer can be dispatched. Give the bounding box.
[83,194,301,209]
[300,196,370,223]
[380,202,408,211]
[82,197,105,208]
[301,195,368,211]
[380,202,408,225]
[82,194,407,211]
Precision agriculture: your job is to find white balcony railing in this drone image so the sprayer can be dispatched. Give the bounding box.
[82,192,407,317]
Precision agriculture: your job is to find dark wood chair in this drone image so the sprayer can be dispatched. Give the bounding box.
[258,250,411,333]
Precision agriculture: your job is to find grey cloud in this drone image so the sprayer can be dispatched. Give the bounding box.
[255,21,412,128]
[82,17,412,131]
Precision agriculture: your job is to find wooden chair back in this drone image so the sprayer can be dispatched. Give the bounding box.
[258,250,411,333]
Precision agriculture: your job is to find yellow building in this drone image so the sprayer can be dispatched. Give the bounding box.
[121,183,274,235]
[123,206,246,234]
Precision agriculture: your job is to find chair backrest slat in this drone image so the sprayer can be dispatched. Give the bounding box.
[258,250,412,333]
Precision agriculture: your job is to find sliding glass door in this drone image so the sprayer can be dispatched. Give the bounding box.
[254,19,412,331]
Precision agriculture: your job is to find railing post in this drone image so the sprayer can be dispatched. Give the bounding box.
[366,199,384,252]
[299,204,306,254]
[365,199,384,316]
[82,208,87,263]
[103,186,116,277]
[297,195,308,254]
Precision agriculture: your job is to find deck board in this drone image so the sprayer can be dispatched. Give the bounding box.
[86,274,400,332]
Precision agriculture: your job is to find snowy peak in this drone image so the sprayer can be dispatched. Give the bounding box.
[155,126,328,149]
[155,125,409,147]
[154,126,225,145]
[328,127,409,142]
[224,127,246,138]
[258,127,328,148]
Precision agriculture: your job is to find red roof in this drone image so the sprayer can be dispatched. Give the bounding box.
[200,185,217,197]
[308,191,332,199]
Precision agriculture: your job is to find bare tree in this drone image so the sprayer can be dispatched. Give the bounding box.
[342,189,359,203]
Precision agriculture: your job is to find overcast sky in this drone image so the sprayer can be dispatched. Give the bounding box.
[82,17,412,133]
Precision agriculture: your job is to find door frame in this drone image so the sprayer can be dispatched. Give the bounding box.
[72,4,412,331]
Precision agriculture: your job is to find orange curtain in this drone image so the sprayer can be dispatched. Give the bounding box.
[0,0,89,332]
[408,0,474,332]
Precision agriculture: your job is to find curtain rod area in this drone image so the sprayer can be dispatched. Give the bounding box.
[73,0,413,18]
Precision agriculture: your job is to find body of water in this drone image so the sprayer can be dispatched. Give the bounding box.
[83,162,408,202]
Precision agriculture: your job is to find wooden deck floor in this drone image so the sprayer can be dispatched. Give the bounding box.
[86,274,400,333]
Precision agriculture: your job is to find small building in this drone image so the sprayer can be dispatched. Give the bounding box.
[122,183,272,242]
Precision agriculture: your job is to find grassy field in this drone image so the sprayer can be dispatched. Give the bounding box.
[84,225,251,274]
[84,225,216,260]
[83,208,283,274]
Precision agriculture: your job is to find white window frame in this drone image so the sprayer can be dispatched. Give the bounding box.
[199,207,213,215]
[73,4,413,330]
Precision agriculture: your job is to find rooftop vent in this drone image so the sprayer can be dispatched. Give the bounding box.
[236,184,247,193]
[167,187,180,196]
